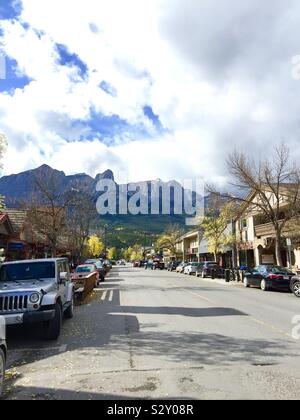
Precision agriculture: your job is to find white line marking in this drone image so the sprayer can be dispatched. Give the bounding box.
[101,290,107,301]
[109,290,113,302]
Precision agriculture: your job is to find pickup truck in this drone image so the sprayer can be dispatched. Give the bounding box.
[0,258,74,340]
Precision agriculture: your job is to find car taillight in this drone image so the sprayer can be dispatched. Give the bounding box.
[269,274,282,280]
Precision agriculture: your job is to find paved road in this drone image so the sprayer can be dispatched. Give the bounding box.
[2,266,300,400]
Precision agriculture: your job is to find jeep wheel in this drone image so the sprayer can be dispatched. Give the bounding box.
[44,303,62,341]
[292,281,300,298]
[64,295,74,319]
[0,348,5,397]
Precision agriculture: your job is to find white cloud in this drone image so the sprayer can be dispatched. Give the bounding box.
[1,0,300,185]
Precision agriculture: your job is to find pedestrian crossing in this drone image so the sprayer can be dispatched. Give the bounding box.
[93,288,116,304]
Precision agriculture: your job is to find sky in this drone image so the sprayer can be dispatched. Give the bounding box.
[0,0,300,184]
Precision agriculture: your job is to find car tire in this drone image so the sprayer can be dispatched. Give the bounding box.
[261,279,269,291]
[64,295,74,320]
[0,348,5,398]
[44,303,62,341]
[292,281,300,298]
[244,278,250,288]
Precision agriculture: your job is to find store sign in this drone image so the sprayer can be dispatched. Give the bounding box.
[8,242,24,250]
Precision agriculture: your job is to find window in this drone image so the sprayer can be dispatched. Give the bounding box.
[0,262,56,283]
[240,219,247,230]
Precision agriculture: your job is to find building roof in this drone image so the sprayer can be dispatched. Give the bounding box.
[0,212,14,235]
[3,209,28,233]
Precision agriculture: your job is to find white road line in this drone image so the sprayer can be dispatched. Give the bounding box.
[109,290,113,302]
[101,290,108,301]
[185,290,217,305]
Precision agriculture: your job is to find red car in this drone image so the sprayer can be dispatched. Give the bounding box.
[72,264,100,287]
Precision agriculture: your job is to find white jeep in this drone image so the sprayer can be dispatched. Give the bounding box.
[0,258,74,340]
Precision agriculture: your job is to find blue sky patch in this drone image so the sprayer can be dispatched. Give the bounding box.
[56,44,88,79]
[82,110,150,144]
[100,81,117,97]
[0,0,22,20]
[0,57,32,93]
[143,106,163,131]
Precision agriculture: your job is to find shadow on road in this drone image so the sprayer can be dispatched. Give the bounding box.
[2,268,297,400]
[116,306,248,317]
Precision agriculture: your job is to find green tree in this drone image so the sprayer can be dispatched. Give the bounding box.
[87,235,104,257]
[156,225,184,258]
[200,204,236,262]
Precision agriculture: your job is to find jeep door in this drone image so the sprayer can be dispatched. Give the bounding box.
[57,261,70,305]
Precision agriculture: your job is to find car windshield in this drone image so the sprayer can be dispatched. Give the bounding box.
[76,266,94,273]
[94,262,103,269]
[0,262,56,283]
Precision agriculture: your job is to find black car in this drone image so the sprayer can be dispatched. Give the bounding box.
[244,265,295,292]
[196,262,222,278]
[290,276,300,298]
[167,261,179,272]
[85,259,106,282]
[153,261,165,270]
[0,338,6,397]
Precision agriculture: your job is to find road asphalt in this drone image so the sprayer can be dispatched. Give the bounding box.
[2,266,300,400]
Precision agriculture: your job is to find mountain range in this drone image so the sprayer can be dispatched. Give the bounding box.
[0,165,203,247]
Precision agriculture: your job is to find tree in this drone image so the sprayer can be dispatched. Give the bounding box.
[200,204,236,262]
[208,144,300,266]
[156,225,184,259]
[27,171,74,257]
[123,247,133,261]
[128,244,144,261]
[87,235,104,257]
[107,247,117,260]
[66,185,97,262]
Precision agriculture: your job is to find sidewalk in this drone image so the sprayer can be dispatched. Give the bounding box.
[197,276,244,288]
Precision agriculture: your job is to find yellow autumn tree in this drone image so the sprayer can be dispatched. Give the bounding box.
[87,235,104,258]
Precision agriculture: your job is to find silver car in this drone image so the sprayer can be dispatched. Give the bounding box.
[0,258,74,340]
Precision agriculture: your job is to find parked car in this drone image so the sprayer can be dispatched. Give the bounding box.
[73,264,100,286]
[243,265,295,291]
[176,263,188,274]
[153,261,165,270]
[288,275,300,298]
[0,259,74,340]
[196,262,222,278]
[133,261,141,268]
[103,260,113,271]
[167,261,179,272]
[85,259,105,282]
[184,262,202,275]
[0,337,6,397]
